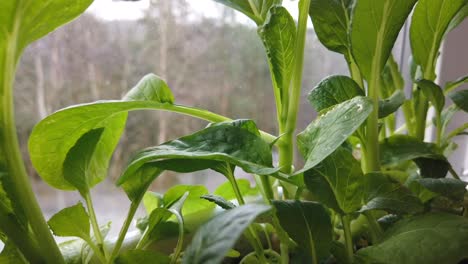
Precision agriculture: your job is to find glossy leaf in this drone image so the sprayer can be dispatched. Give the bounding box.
[307,75,364,113]
[297,96,373,174]
[351,0,417,80]
[258,6,296,107]
[410,0,466,76]
[183,204,271,264]
[115,250,170,264]
[378,90,406,118]
[448,89,468,112]
[356,213,468,264]
[201,194,236,210]
[380,135,450,178]
[309,0,353,54]
[47,203,90,240]
[360,173,424,214]
[416,178,468,202]
[416,79,445,113]
[273,200,332,263]
[304,148,364,214]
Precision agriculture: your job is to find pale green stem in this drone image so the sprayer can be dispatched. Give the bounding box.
[84,238,108,264]
[84,193,107,260]
[170,213,184,264]
[109,201,141,262]
[341,215,354,264]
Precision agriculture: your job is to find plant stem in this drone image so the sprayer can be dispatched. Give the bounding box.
[109,201,140,262]
[170,212,185,264]
[84,238,108,264]
[363,212,383,243]
[0,24,64,264]
[341,215,354,264]
[84,192,107,260]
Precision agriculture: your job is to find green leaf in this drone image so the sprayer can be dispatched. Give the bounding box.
[297,96,373,174]
[378,90,406,118]
[351,0,417,80]
[380,135,450,178]
[410,0,467,77]
[63,128,105,195]
[182,204,270,264]
[307,75,364,113]
[360,173,424,214]
[356,213,468,264]
[273,200,332,263]
[201,194,236,210]
[163,185,214,223]
[213,0,278,25]
[416,178,468,202]
[258,6,296,108]
[448,89,468,112]
[47,203,90,240]
[416,79,445,113]
[115,250,170,264]
[304,148,364,214]
[448,3,468,32]
[444,75,468,93]
[309,0,353,54]
[121,165,163,203]
[142,191,163,214]
[213,179,259,201]
[123,74,174,103]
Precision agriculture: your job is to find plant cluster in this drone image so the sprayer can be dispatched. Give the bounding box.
[0,0,467,263]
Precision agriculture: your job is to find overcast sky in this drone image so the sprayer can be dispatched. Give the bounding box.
[88,0,299,22]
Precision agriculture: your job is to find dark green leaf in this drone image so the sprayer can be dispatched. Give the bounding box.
[258,6,296,107]
[304,148,364,214]
[360,173,424,214]
[47,203,90,240]
[416,178,468,202]
[444,75,468,93]
[201,194,236,210]
[351,0,417,80]
[273,200,332,263]
[120,165,163,202]
[115,250,170,264]
[183,204,271,264]
[380,135,450,178]
[378,90,406,118]
[309,0,352,54]
[410,0,466,76]
[63,128,105,195]
[297,96,373,174]
[356,213,468,264]
[307,75,364,112]
[448,89,468,112]
[416,79,445,113]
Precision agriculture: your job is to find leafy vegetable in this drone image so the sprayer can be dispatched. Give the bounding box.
[416,178,468,202]
[378,90,406,118]
[448,89,468,112]
[47,203,90,241]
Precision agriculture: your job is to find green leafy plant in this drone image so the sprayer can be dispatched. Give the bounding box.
[0,0,467,263]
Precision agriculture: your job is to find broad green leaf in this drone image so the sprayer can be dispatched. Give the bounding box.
[121,165,163,203]
[360,173,424,214]
[378,90,406,118]
[416,79,445,113]
[273,200,332,263]
[201,194,236,210]
[410,0,466,77]
[214,179,259,201]
[356,213,468,264]
[63,128,105,195]
[380,135,450,178]
[307,75,364,112]
[416,178,467,202]
[47,203,90,240]
[309,0,353,54]
[258,6,296,108]
[143,191,163,214]
[448,89,468,112]
[183,204,271,264]
[351,0,417,80]
[115,250,170,264]
[212,0,278,25]
[444,75,468,93]
[29,74,175,190]
[297,96,373,174]
[163,185,214,224]
[304,148,364,214]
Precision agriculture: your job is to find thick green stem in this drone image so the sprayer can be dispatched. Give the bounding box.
[341,215,354,264]
[84,193,107,260]
[109,201,140,262]
[365,76,381,172]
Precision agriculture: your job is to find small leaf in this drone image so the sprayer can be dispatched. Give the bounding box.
[356,213,468,264]
[123,74,174,104]
[120,165,163,203]
[47,203,90,240]
[163,185,214,220]
[183,204,270,264]
[273,200,332,263]
[309,0,353,54]
[448,89,468,112]
[115,250,170,264]
[213,179,259,201]
[212,0,278,25]
[416,178,468,202]
[416,79,445,113]
[378,90,406,118]
[201,194,236,210]
[63,128,105,195]
[444,75,468,93]
[304,148,364,214]
[307,75,364,113]
[297,96,373,174]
